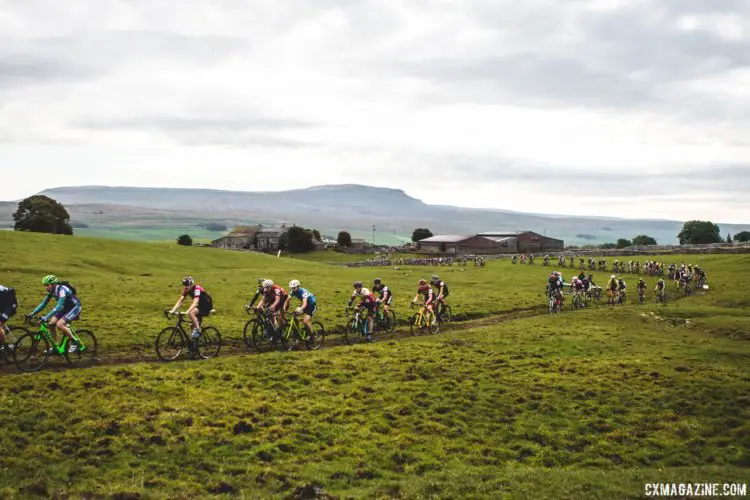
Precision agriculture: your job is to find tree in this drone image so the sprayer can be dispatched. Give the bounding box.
[734,231,750,242]
[616,238,632,249]
[632,235,657,246]
[337,231,352,247]
[677,220,721,245]
[600,242,617,249]
[727,233,733,244]
[13,195,73,235]
[412,228,433,242]
[286,226,315,253]
[177,234,193,246]
[312,229,322,242]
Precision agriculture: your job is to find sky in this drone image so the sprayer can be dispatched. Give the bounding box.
[1,0,749,223]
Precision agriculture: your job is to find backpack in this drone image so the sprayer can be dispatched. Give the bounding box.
[58,281,78,296]
[201,290,214,310]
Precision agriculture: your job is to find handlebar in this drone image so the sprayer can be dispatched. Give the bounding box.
[24,315,43,325]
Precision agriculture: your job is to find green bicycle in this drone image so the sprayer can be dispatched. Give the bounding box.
[410,303,440,335]
[278,312,325,351]
[14,316,97,372]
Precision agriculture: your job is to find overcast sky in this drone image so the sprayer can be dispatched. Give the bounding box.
[2,0,749,222]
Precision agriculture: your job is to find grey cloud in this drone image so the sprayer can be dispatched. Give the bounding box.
[0,54,99,86]
[73,115,315,133]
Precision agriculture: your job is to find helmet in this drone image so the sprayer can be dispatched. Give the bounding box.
[257,278,265,284]
[289,279,300,288]
[658,279,664,283]
[182,276,194,286]
[353,281,362,288]
[42,275,58,285]
[262,279,274,288]
[431,275,439,281]
[610,275,616,279]
[418,279,427,285]
[373,278,381,285]
[639,278,644,281]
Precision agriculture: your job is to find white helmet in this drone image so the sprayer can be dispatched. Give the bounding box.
[610,274,616,279]
[262,279,274,287]
[289,279,300,288]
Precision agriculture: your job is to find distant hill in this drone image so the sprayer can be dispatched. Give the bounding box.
[0,184,744,245]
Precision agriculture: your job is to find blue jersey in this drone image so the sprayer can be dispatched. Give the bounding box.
[290,287,316,305]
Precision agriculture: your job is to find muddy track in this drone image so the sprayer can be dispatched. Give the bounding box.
[0,294,692,375]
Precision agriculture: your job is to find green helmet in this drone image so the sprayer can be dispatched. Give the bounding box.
[42,275,59,285]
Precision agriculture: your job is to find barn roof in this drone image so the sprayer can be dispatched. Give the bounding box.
[419,235,474,243]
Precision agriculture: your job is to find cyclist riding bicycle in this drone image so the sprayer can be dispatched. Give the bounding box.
[348,281,377,341]
[286,279,317,338]
[546,272,564,303]
[655,278,666,295]
[169,277,214,339]
[606,274,619,305]
[431,275,449,312]
[0,284,18,348]
[28,275,82,353]
[618,278,627,302]
[372,278,393,316]
[412,279,437,326]
[637,278,647,300]
[256,279,288,331]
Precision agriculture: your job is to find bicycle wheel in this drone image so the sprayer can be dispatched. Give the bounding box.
[65,329,98,368]
[249,320,275,353]
[242,319,255,348]
[409,314,421,336]
[13,332,50,373]
[196,326,221,359]
[427,313,440,334]
[441,305,452,322]
[155,327,186,361]
[384,310,396,333]
[3,326,28,364]
[280,328,301,351]
[344,322,359,345]
[548,298,555,315]
[305,322,325,350]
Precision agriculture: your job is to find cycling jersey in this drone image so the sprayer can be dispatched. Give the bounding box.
[182,284,213,314]
[290,287,317,316]
[0,285,18,322]
[263,285,287,310]
[421,287,435,304]
[32,284,81,322]
[607,279,619,291]
[432,281,449,297]
[372,283,393,305]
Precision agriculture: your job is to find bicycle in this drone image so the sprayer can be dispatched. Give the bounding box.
[14,316,97,373]
[155,310,221,361]
[655,289,668,304]
[1,322,29,365]
[618,290,627,305]
[244,306,282,353]
[548,291,562,314]
[638,289,645,305]
[278,311,325,351]
[343,306,376,344]
[570,291,584,310]
[409,303,440,335]
[374,307,396,333]
[434,300,452,323]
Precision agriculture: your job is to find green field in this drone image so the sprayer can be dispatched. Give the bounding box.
[0,232,748,499]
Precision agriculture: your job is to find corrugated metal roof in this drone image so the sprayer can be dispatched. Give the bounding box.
[481,236,517,243]
[419,235,474,243]
[477,231,523,237]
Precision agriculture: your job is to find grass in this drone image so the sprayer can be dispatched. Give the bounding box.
[0,231,748,498]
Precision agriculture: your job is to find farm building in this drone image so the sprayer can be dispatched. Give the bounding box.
[477,231,564,252]
[210,226,259,250]
[418,235,518,255]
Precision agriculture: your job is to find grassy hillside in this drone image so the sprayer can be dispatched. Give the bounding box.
[0,231,748,498]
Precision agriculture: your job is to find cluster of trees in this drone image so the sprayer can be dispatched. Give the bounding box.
[12,195,74,235]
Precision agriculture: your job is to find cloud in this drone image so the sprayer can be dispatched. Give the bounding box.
[0,0,749,223]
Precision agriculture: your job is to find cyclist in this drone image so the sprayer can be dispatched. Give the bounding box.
[0,284,18,350]
[618,277,627,303]
[286,279,316,338]
[546,272,563,306]
[348,281,377,341]
[637,278,647,301]
[655,278,666,299]
[412,279,437,325]
[28,275,81,352]
[431,275,449,315]
[169,277,213,339]
[371,278,393,318]
[606,274,619,306]
[256,279,287,331]
[247,278,267,308]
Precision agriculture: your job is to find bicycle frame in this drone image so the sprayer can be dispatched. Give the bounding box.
[31,320,83,355]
